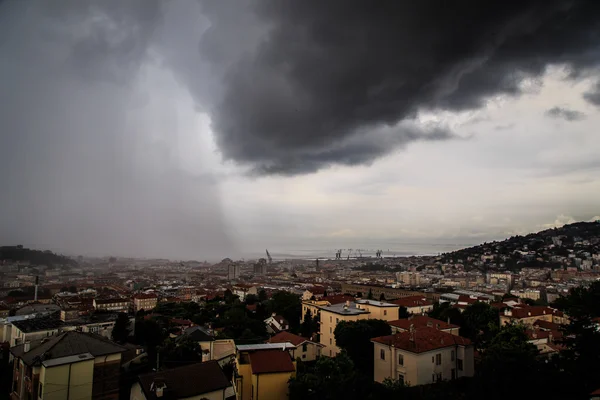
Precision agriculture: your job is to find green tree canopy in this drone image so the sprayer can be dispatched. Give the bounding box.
[334,319,391,378]
[111,312,131,343]
[461,302,499,348]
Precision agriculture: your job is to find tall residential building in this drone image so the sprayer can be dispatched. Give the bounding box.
[228,263,241,280]
[10,331,127,400]
[253,260,267,276]
[371,327,475,386]
[319,300,400,357]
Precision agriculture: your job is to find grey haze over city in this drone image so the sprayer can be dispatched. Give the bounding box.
[1,0,600,261]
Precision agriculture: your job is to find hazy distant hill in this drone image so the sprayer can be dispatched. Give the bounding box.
[0,245,77,267]
[440,221,600,270]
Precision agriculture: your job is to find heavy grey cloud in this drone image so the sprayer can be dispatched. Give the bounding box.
[583,82,600,106]
[545,106,587,121]
[0,1,235,260]
[196,0,600,174]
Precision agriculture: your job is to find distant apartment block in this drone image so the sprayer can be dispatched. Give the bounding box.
[132,293,158,312]
[93,298,129,313]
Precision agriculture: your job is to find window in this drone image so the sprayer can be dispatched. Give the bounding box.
[384,310,387,316]
[336,318,339,323]
[457,359,463,371]
[330,327,332,334]
[398,354,404,366]
[451,369,456,380]
[39,382,43,398]
[330,338,332,345]
[432,374,435,383]
[451,350,455,361]
[398,374,404,385]
[330,316,332,322]
[302,354,306,359]
[380,349,385,360]
[436,373,442,382]
[302,343,308,352]
[435,353,442,365]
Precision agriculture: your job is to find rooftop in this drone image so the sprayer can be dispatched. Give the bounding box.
[138,361,230,400]
[249,349,295,374]
[319,302,370,316]
[11,331,126,366]
[390,295,433,308]
[183,326,214,342]
[236,343,296,352]
[372,327,471,354]
[388,316,459,331]
[267,331,314,347]
[355,299,399,308]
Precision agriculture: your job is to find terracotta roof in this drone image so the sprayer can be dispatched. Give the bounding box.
[391,295,433,308]
[10,331,126,366]
[389,315,459,331]
[267,331,311,346]
[133,293,158,300]
[138,361,230,400]
[322,294,354,305]
[533,319,562,331]
[249,349,295,374]
[372,327,471,354]
[507,306,563,319]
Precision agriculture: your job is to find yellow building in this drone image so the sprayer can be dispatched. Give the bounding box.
[372,327,475,386]
[319,300,400,357]
[132,294,158,312]
[234,345,296,400]
[131,361,233,400]
[10,331,126,400]
[499,305,568,327]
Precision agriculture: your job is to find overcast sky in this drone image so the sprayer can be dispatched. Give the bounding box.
[1,1,599,261]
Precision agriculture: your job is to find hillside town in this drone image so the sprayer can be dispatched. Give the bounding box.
[1,221,600,399]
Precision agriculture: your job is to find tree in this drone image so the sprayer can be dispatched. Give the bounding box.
[258,289,268,302]
[269,291,302,333]
[379,293,386,301]
[367,289,373,300]
[427,302,464,327]
[334,319,391,378]
[158,335,203,367]
[323,290,328,297]
[245,294,258,305]
[461,302,499,348]
[289,352,373,400]
[473,323,543,399]
[300,310,318,339]
[111,313,131,343]
[398,306,410,319]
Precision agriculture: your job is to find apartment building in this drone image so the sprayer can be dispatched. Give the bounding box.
[10,331,126,400]
[500,305,568,327]
[319,300,399,357]
[132,293,158,312]
[267,331,323,361]
[131,361,233,400]
[389,316,460,336]
[234,344,296,400]
[93,298,130,313]
[391,295,434,315]
[340,283,440,301]
[372,327,474,386]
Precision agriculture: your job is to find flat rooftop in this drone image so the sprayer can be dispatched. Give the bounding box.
[319,302,370,316]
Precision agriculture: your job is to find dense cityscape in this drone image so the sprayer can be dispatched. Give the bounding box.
[0,221,599,399]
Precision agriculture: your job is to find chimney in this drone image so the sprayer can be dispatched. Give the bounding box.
[34,275,39,302]
[24,342,30,352]
[409,324,415,342]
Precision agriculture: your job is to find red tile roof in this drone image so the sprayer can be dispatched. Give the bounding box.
[389,315,459,331]
[133,293,158,300]
[533,319,562,331]
[267,331,310,346]
[391,295,433,308]
[322,294,354,305]
[372,327,471,354]
[249,350,295,374]
[507,306,563,319]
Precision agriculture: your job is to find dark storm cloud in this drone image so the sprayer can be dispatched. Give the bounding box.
[583,82,600,106]
[545,106,587,121]
[0,0,235,260]
[195,0,600,174]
